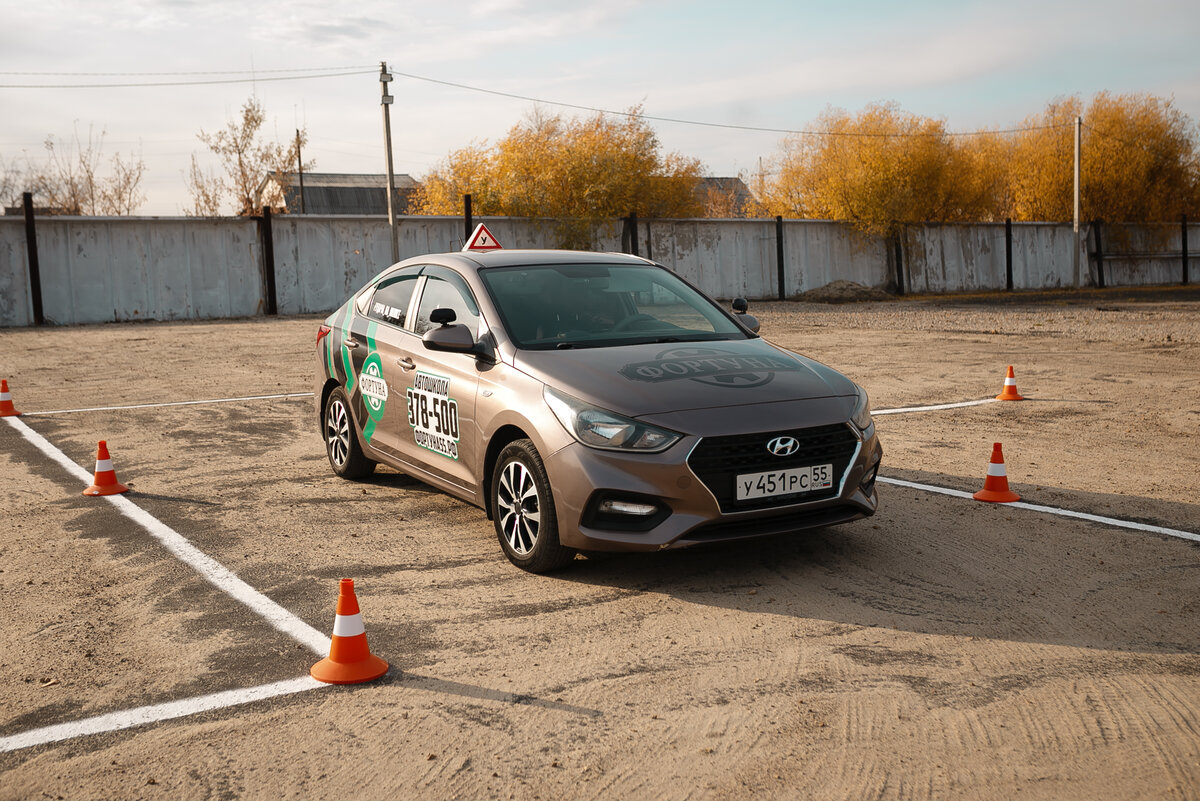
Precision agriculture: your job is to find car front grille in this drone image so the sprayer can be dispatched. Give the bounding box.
[687,423,860,512]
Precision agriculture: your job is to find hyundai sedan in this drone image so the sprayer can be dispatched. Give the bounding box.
[316,246,881,572]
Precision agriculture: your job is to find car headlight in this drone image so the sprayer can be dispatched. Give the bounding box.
[851,386,873,431]
[544,386,681,453]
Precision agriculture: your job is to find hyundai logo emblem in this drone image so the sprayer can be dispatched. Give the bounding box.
[767,436,799,457]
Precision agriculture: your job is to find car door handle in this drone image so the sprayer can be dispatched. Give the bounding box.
[343,339,358,349]
[396,357,416,371]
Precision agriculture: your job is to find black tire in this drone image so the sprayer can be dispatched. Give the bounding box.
[323,387,376,479]
[491,439,574,573]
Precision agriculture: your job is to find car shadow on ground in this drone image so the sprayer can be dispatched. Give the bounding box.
[550,470,1200,657]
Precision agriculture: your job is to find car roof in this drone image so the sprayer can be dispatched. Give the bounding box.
[410,249,658,274]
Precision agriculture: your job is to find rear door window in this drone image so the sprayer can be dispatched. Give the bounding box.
[366,272,420,328]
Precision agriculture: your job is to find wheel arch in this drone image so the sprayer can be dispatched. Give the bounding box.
[481,424,534,520]
[318,378,342,429]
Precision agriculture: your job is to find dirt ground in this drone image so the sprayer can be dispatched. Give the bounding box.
[1,285,1198,800]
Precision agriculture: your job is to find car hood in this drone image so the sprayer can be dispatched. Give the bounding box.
[512,338,858,419]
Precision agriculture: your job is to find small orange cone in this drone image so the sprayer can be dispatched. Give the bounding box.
[82,440,130,496]
[0,380,21,416]
[311,578,389,684]
[995,365,1025,401]
[973,442,1021,503]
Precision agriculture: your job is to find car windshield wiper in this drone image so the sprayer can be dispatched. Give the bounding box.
[642,333,734,345]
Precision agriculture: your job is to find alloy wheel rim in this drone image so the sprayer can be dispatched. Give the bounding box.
[326,399,351,468]
[498,459,540,555]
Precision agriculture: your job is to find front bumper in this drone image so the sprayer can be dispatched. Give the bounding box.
[544,421,882,552]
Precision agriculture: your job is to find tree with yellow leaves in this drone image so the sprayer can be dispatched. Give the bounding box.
[1009,92,1200,223]
[758,102,1006,237]
[414,107,703,248]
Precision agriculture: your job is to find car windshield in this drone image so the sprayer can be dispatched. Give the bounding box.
[480,263,751,350]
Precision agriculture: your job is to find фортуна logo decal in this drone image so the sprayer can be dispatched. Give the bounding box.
[619,347,801,389]
[359,353,388,422]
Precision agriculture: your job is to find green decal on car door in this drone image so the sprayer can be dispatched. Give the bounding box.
[359,322,387,442]
[360,352,387,441]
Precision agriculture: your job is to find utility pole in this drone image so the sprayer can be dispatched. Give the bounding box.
[380,62,399,264]
[295,129,305,214]
[1073,115,1081,288]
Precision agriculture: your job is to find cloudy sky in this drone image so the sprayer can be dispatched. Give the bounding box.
[3,0,1198,214]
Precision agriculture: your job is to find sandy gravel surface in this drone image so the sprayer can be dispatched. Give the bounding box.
[1,285,1197,800]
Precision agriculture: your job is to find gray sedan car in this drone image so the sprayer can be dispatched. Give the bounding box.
[316,248,881,572]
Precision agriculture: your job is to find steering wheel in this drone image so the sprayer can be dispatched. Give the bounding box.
[611,313,656,332]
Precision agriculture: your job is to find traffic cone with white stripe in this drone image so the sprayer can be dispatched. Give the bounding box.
[0,380,20,417]
[973,442,1020,503]
[995,365,1024,401]
[82,440,130,496]
[311,578,389,684]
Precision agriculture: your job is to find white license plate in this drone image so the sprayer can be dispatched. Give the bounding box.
[736,463,834,501]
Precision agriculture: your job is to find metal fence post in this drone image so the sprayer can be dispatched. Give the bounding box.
[21,192,44,326]
[1092,219,1105,289]
[775,216,786,300]
[260,206,278,315]
[1183,214,1189,286]
[464,194,473,244]
[1005,218,1013,291]
[893,229,905,296]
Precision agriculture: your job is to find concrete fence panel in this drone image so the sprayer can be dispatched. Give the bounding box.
[647,219,778,299]
[784,221,887,295]
[1,214,1191,328]
[1096,223,1198,287]
[0,220,31,327]
[0,217,263,325]
[906,224,1002,293]
[1012,223,1086,289]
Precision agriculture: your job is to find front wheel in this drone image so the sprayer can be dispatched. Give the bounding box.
[491,439,574,572]
[324,387,376,479]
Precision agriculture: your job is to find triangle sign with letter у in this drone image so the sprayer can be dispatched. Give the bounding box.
[462,223,503,252]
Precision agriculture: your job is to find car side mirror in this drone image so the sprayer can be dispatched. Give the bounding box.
[730,298,759,333]
[430,307,457,326]
[423,323,476,353]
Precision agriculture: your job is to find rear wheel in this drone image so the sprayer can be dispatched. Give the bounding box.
[324,387,376,479]
[491,439,574,572]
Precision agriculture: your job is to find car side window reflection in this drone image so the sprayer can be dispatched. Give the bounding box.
[367,274,420,328]
[414,276,480,338]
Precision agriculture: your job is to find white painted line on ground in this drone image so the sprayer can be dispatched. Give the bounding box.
[878,476,1200,544]
[3,415,331,655]
[23,392,314,416]
[0,676,327,753]
[874,398,999,415]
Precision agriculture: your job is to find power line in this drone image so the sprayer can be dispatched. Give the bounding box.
[0,65,376,76]
[387,67,1070,138]
[2,60,1073,139]
[0,69,376,89]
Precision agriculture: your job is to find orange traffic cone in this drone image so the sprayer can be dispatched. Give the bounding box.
[0,380,21,416]
[995,366,1024,401]
[82,440,130,496]
[311,578,389,684]
[973,442,1021,503]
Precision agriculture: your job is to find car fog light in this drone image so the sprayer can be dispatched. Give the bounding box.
[861,462,879,495]
[598,499,659,516]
